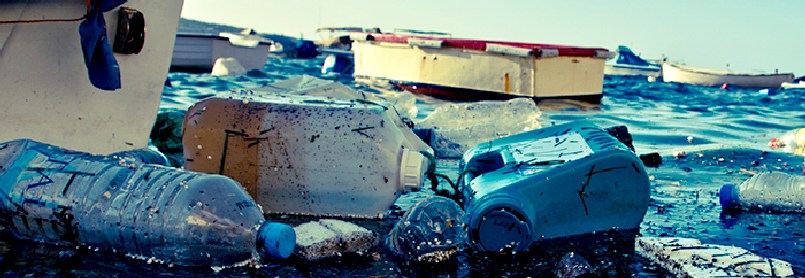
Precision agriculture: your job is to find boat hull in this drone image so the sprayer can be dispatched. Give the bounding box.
[352,38,609,100]
[171,34,269,72]
[604,64,661,77]
[0,0,183,154]
[661,63,793,88]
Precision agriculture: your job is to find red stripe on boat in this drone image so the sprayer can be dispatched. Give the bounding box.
[358,32,608,58]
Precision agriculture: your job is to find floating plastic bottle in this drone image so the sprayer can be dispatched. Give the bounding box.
[0,139,295,266]
[459,121,650,252]
[182,93,432,218]
[386,196,466,262]
[720,172,805,213]
[768,128,805,154]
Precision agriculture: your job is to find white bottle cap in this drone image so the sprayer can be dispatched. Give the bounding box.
[399,149,427,191]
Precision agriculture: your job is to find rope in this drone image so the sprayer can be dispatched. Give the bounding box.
[0,0,91,25]
[419,150,479,206]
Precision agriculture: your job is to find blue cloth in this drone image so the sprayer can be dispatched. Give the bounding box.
[79,0,127,91]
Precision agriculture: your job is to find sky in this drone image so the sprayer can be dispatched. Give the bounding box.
[181,0,805,75]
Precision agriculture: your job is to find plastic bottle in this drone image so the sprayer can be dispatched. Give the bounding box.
[768,128,805,154]
[386,196,466,262]
[459,121,650,252]
[0,139,295,266]
[720,172,805,213]
[182,93,432,218]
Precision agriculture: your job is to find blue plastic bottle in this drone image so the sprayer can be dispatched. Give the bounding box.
[459,121,650,252]
[0,139,295,266]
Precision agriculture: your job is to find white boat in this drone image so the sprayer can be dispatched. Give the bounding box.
[604,45,661,77]
[661,63,794,88]
[170,29,271,72]
[0,0,183,154]
[781,76,805,89]
[351,32,614,102]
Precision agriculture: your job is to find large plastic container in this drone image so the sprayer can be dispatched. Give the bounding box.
[720,172,805,213]
[459,121,650,252]
[182,93,432,218]
[0,139,295,266]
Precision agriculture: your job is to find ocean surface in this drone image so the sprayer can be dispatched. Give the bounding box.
[1,56,804,277]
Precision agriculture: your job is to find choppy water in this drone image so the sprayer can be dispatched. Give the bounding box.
[2,57,804,277]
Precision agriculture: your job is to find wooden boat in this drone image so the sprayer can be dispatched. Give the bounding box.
[604,45,661,77]
[661,63,794,88]
[351,32,614,102]
[0,0,183,154]
[171,29,272,72]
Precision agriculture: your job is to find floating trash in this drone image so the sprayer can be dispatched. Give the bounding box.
[386,196,466,262]
[0,139,295,267]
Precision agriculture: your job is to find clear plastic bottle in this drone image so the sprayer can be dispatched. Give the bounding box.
[0,139,295,266]
[386,196,466,262]
[720,172,805,213]
[768,128,805,154]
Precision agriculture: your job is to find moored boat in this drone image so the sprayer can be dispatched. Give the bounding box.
[171,29,272,72]
[351,32,614,102]
[781,76,805,89]
[0,0,184,154]
[661,62,794,88]
[604,45,661,77]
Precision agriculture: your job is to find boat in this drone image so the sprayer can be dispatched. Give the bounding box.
[170,29,272,72]
[0,0,184,154]
[661,63,794,88]
[350,32,614,102]
[604,45,661,77]
[781,76,805,89]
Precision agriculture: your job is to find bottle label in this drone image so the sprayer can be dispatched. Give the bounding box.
[509,132,593,175]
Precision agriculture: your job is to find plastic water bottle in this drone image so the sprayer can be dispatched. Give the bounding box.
[768,128,805,154]
[720,172,805,213]
[386,196,467,262]
[0,139,295,266]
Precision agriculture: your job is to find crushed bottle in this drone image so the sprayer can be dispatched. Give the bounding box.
[0,139,295,267]
[386,196,466,262]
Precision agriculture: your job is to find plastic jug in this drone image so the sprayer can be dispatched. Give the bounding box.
[0,139,295,266]
[183,93,432,218]
[459,121,650,252]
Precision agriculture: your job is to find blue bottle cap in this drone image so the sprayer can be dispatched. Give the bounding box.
[719,184,738,209]
[475,209,530,252]
[257,221,296,259]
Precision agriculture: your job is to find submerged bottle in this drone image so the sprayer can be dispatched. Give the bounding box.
[0,139,295,266]
[768,128,805,154]
[386,196,466,262]
[720,172,805,213]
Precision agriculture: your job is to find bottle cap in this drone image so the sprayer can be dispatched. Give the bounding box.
[399,149,426,191]
[474,209,530,252]
[719,184,739,209]
[257,221,296,259]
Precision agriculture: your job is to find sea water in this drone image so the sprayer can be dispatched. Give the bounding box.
[1,56,804,276]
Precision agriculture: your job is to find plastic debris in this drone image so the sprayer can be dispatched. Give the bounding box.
[0,139,295,266]
[460,121,649,252]
[413,98,541,158]
[183,93,432,218]
[635,237,794,277]
[294,219,378,260]
[386,196,466,263]
[720,171,805,213]
[211,57,247,76]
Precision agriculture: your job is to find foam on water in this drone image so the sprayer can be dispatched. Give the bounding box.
[2,57,805,276]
